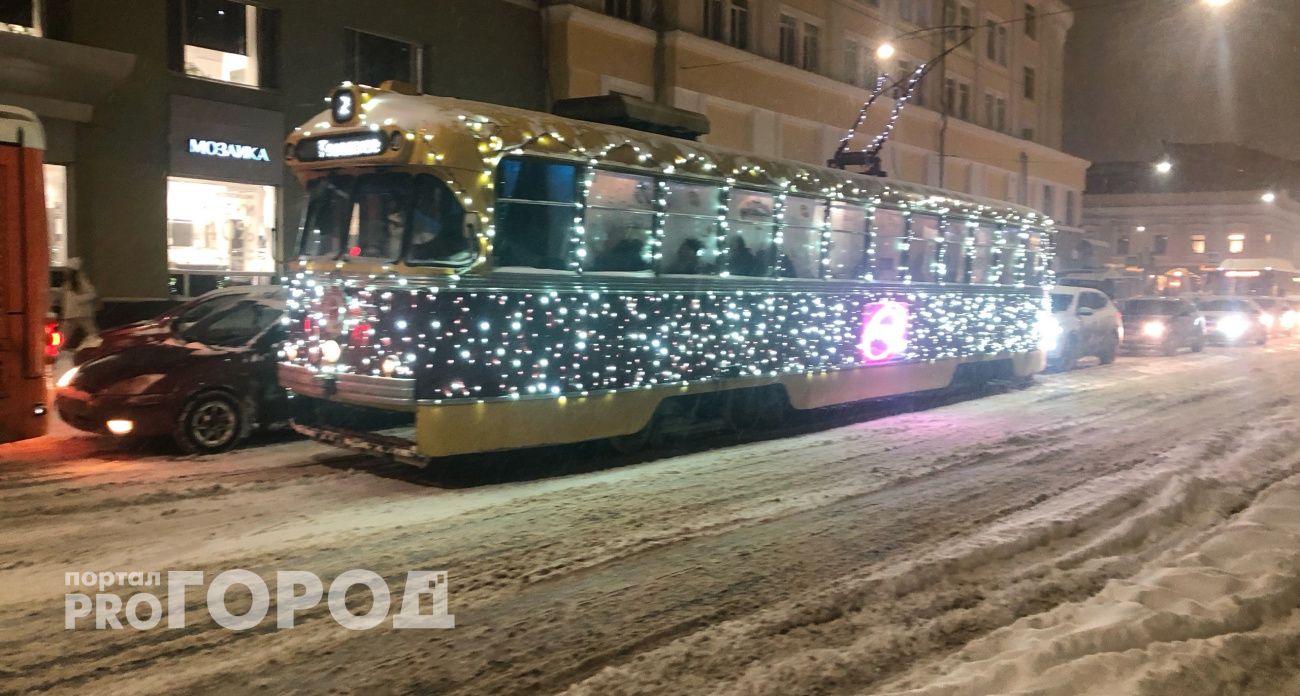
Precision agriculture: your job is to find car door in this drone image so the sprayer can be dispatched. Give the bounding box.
[1077,291,1105,351]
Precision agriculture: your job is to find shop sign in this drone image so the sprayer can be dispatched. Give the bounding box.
[188,138,272,163]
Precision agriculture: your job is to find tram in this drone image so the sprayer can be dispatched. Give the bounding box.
[0,106,51,443]
[278,81,1056,462]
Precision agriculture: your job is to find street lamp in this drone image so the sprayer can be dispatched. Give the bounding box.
[876,42,896,61]
[1155,159,1173,175]
[1262,191,1276,203]
[1203,0,1231,7]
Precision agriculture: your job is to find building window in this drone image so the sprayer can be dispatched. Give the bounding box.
[0,0,39,35]
[897,60,925,106]
[1192,234,1206,254]
[944,78,971,119]
[1041,184,1055,218]
[1065,190,1077,226]
[899,0,929,26]
[1228,233,1245,254]
[704,0,724,40]
[801,23,820,72]
[44,163,68,267]
[1023,66,1036,99]
[779,14,797,65]
[844,38,861,86]
[179,0,267,87]
[604,0,642,22]
[1154,234,1168,255]
[985,92,1006,131]
[1024,3,1038,39]
[167,176,277,275]
[942,1,974,43]
[1117,235,1130,255]
[346,29,422,88]
[1022,127,1035,141]
[729,0,750,49]
[986,18,1008,65]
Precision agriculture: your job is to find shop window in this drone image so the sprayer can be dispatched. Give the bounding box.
[43,163,68,267]
[827,203,868,279]
[1191,234,1206,254]
[493,158,578,270]
[583,170,654,273]
[872,208,906,281]
[177,0,271,88]
[725,190,776,277]
[660,181,721,275]
[907,213,941,282]
[167,176,276,274]
[1228,233,1245,254]
[780,196,824,279]
[346,29,421,88]
[0,0,38,35]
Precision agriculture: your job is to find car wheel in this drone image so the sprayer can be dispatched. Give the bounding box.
[1191,334,1205,353]
[175,392,246,454]
[1161,337,1178,356]
[1099,335,1119,364]
[1053,335,1079,372]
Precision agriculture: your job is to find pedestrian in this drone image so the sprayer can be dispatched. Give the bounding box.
[60,257,100,350]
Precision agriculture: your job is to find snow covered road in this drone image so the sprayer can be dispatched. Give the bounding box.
[4,344,1300,695]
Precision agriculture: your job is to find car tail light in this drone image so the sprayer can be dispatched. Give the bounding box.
[45,321,62,359]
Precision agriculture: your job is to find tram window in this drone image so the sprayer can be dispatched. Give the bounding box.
[1023,229,1044,284]
[967,223,997,283]
[872,208,906,281]
[407,175,472,265]
[827,203,868,279]
[344,174,411,261]
[908,213,941,282]
[780,196,824,279]
[942,220,967,283]
[493,158,579,270]
[660,181,721,275]
[584,170,654,272]
[301,176,355,257]
[996,228,1019,284]
[726,189,777,277]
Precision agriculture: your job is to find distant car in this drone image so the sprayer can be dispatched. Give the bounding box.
[1194,297,1268,346]
[55,287,289,453]
[1121,297,1205,355]
[1047,286,1122,371]
[74,286,281,366]
[1250,297,1296,337]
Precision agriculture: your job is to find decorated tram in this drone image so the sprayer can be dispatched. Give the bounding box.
[277,81,1056,462]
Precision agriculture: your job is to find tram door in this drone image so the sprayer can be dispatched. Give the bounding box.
[0,107,50,443]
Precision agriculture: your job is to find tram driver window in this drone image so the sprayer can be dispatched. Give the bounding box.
[726,190,777,277]
[583,170,654,272]
[345,174,411,260]
[780,197,824,279]
[407,175,472,265]
[872,208,906,281]
[493,158,579,270]
[827,203,868,279]
[660,181,721,275]
[907,213,941,282]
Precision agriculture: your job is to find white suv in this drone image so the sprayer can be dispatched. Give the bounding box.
[1048,286,1123,371]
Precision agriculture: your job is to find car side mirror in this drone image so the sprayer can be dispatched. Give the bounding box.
[1076,307,1095,317]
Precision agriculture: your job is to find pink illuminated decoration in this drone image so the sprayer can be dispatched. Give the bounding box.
[858,301,909,362]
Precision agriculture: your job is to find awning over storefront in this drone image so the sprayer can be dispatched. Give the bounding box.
[0,31,135,123]
[1217,258,1297,273]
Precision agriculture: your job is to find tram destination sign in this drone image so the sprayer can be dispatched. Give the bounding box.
[296,132,387,162]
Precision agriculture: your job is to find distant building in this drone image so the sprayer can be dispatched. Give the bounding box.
[1076,143,1300,296]
[542,0,1087,220]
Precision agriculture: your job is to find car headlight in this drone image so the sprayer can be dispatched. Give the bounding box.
[1141,320,1166,339]
[55,365,79,389]
[103,373,168,396]
[1038,312,1063,352]
[1260,313,1275,328]
[1219,314,1249,339]
[1282,310,1296,330]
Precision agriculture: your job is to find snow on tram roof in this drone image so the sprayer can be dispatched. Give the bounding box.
[289,84,1051,227]
[0,106,45,150]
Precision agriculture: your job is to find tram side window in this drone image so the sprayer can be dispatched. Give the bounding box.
[584,170,654,272]
[941,219,967,283]
[660,181,721,275]
[827,203,868,279]
[1023,228,1044,284]
[726,190,778,277]
[872,208,906,281]
[996,228,1019,284]
[780,196,824,279]
[967,223,997,283]
[493,158,579,270]
[408,175,472,265]
[908,213,941,282]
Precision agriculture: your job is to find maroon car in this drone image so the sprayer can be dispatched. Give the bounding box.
[55,288,289,453]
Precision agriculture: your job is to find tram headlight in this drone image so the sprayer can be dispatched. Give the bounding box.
[320,340,342,364]
[1038,313,1063,353]
[283,343,299,361]
[1141,320,1166,339]
[381,355,401,376]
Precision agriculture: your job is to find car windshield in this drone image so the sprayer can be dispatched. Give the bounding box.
[1198,299,1254,313]
[169,293,249,335]
[300,172,469,265]
[1050,294,1072,312]
[179,300,283,348]
[1124,300,1175,316]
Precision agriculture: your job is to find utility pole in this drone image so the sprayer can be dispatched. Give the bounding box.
[652,0,669,105]
[937,27,948,188]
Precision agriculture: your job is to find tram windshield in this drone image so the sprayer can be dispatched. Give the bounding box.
[300,172,469,264]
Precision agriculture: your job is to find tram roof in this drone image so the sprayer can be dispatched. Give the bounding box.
[289,83,1051,228]
[0,106,44,150]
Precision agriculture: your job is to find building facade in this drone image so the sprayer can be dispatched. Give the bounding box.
[4,0,544,320]
[542,0,1087,224]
